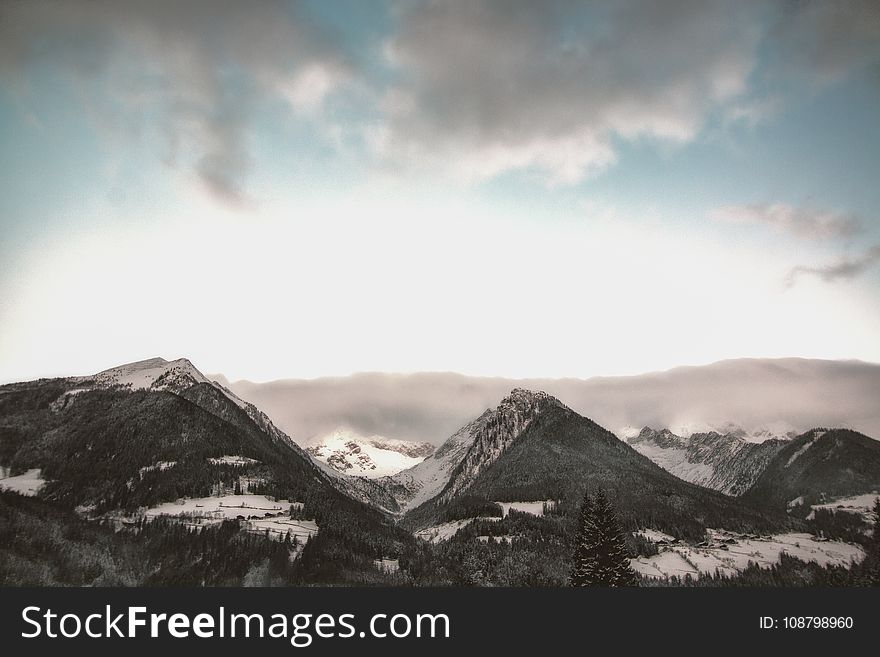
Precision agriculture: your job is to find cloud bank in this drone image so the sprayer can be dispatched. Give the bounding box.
[224,358,880,446]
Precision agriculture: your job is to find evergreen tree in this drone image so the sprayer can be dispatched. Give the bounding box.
[570,488,639,587]
[570,490,597,585]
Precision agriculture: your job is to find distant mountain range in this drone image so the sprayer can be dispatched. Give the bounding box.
[627,427,791,496]
[306,429,434,478]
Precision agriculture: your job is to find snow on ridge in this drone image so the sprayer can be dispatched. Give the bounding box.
[387,412,491,512]
[95,357,209,391]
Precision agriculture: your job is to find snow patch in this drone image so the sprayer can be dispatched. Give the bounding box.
[785,431,825,468]
[0,468,46,496]
[635,528,677,543]
[143,494,295,520]
[138,461,176,478]
[414,517,501,543]
[497,501,553,517]
[136,495,316,549]
[207,455,260,467]
[373,558,400,573]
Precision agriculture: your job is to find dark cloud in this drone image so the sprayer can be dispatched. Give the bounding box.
[711,203,863,240]
[225,358,880,445]
[372,0,880,184]
[771,0,880,86]
[377,0,765,183]
[0,0,351,207]
[2,1,878,197]
[786,244,880,287]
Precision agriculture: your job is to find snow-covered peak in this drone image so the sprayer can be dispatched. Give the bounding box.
[665,421,796,444]
[95,357,209,392]
[306,428,434,479]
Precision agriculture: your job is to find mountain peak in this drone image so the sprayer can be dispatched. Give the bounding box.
[95,356,209,391]
[499,388,565,412]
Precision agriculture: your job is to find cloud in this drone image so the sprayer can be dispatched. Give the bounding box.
[226,358,880,444]
[0,0,351,207]
[770,0,880,86]
[373,0,765,184]
[711,203,863,240]
[786,244,880,287]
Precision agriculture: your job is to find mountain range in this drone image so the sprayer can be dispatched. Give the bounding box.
[2,356,879,586]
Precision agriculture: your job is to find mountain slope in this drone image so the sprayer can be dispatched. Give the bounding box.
[628,427,789,495]
[742,428,880,509]
[375,408,494,514]
[398,389,794,539]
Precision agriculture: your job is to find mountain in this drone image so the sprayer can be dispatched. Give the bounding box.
[743,428,880,510]
[94,357,299,455]
[0,357,410,582]
[392,389,794,539]
[627,427,790,495]
[375,390,554,515]
[306,428,434,478]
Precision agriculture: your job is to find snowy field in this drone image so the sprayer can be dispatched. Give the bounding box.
[246,517,318,545]
[416,501,553,543]
[373,558,400,573]
[808,493,879,523]
[415,517,501,543]
[207,455,260,466]
[0,468,46,496]
[497,500,553,517]
[142,494,296,520]
[635,528,676,543]
[138,494,316,548]
[631,528,865,579]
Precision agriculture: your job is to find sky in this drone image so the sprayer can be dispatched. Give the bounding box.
[1,0,879,384]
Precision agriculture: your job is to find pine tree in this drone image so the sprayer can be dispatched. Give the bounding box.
[570,490,597,585]
[570,488,639,587]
